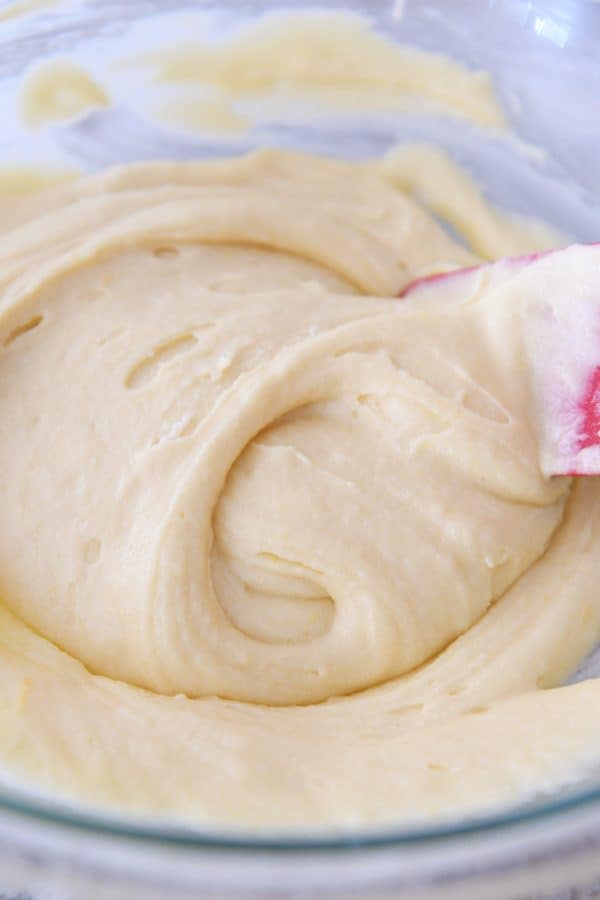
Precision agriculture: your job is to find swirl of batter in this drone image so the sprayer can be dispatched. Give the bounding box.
[0,151,600,826]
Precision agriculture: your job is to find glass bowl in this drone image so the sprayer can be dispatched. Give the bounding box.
[1,1,600,897]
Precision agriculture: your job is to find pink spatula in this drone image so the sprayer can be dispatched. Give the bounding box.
[399,244,600,478]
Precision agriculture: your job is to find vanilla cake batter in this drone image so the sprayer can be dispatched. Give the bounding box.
[0,150,598,828]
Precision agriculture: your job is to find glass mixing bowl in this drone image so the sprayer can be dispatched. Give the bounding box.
[1,1,600,897]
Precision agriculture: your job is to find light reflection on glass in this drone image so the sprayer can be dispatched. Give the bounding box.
[533,13,570,46]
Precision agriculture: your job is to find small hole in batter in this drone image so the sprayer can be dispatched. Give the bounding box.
[125,333,199,389]
[83,538,102,564]
[4,315,43,346]
[447,685,466,696]
[388,704,424,716]
[153,246,179,259]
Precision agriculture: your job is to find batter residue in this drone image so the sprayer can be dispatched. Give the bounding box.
[0,150,598,828]
[20,59,109,128]
[133,10,506,137]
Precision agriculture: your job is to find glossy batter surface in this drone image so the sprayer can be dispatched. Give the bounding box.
[0,151,599,828]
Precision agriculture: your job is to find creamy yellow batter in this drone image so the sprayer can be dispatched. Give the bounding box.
[18,11,506,139]
[382,144,564,259]
[0,149,599,829]
[139,11,506,136]
[20,59,110,128]
[0,0,60,24]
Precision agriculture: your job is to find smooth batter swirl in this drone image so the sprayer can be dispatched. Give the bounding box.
[1,151,600,827]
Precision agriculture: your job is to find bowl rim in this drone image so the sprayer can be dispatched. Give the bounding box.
[0,778,600,851]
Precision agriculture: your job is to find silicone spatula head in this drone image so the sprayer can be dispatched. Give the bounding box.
[400,245,600,477]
